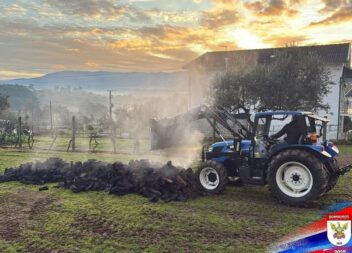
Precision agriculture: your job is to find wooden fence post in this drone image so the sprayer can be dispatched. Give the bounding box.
[72,116,76,152]
[18,116,22,149]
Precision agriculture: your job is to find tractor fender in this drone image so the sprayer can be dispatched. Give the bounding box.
[266,145,331,168]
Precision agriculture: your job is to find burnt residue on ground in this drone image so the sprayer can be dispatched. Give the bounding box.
[0,158,200,202]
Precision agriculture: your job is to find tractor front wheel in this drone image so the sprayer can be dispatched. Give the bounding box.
[196,160,228,194]
[267,150,329,206]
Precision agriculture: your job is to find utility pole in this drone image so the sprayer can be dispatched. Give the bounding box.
[108,90,116,152]
[72,116,76,152]
[108,90,115,134]
[188,71,191,111]
[50,100,53,136]
[337,77,342,141]
[109,90,113,121]
[18,116,22,149]
[31,107,34,132]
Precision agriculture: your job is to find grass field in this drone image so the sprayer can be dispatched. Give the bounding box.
[0,143,351,253]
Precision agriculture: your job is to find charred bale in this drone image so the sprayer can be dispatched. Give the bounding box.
[0,158,201,202]
[0,158,69,185]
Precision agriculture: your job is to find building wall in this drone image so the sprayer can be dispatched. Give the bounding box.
[188,66,215,107]
[317,65,343,140]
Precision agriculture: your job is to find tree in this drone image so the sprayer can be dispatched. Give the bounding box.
[343,116,352,132]
[0,93,9,115]
[212,49,332,114]
[0,84,39,113]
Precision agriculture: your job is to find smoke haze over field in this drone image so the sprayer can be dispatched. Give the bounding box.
[0,80,205,168]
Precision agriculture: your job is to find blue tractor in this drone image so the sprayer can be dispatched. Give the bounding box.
[150,106,352,206]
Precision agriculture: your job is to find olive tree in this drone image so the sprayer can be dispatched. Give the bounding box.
[212,49,332,114]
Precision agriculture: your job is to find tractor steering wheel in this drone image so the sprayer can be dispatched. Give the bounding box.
[262,135,277,146]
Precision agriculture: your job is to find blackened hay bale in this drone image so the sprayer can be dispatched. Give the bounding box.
[0,158,200,202]
[0,157,69,185]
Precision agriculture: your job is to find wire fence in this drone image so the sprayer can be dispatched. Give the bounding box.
[0,115,149,154]
[0,116,349,153]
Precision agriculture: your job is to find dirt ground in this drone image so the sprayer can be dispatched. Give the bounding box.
[0,190,52,240]
[337,155,352,167]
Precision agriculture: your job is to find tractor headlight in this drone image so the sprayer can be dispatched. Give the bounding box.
[331,146,339,154]
[321,146,332,157]
[321,150,332,158]
[208,146,213,152]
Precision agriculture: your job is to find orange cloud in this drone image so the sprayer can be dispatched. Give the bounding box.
[310,7,352,26]
[213,0,240,7]
[51,64,65,70]
[0,69,41,80]
[319,0,351,13]
[244,0,299,17]
[262,34,308,47]
[201,9,240,28]
[85,61,99,68]
[0,0,351,76]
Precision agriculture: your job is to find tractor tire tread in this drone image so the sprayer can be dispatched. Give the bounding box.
[267,149,328,207]
[196,160,228,194]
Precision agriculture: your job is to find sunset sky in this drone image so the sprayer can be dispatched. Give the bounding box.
[0,0,351,79]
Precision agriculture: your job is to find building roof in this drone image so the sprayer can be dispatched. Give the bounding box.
[184,43,351,70]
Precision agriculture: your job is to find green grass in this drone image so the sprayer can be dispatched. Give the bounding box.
[33,135,150,153]
[339,145,352,156]
[0,145,350,252]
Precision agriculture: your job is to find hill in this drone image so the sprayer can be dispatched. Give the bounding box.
[1,71,188,91]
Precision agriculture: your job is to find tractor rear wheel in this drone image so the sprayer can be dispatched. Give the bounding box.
[267,150,328,206]
[196,160,228,194]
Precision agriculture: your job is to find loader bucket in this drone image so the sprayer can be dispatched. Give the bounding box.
[150,107,205,150]
[150,116,194,150]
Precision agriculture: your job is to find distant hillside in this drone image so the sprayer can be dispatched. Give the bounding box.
[1,71,188,91]
[0,84,39,112]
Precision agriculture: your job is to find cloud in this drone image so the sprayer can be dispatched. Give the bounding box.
[319,0,351,13]
[262,34,308,47]
[244,0,299,17]
[310,6,352,26]
[44,0,124,18]
[213,0,239,7]
[0,69,42,80]
[145,9,199,25]
[200,8,240,28]
[0,17,202,73]
[3,3,27,16]
[43,0,153,23]
[85,61,100,68]
[0,0,351,78]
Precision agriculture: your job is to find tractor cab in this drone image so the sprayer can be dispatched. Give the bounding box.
[252,111,334,156]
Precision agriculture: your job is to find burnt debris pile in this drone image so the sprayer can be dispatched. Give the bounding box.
[0,158,200,202]
[0,158,68,184]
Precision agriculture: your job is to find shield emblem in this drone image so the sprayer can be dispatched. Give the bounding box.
[327,220,351,246]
